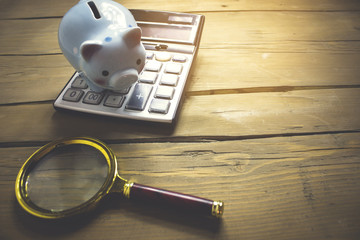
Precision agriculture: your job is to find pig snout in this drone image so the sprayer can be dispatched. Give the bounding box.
[109,69,138,90]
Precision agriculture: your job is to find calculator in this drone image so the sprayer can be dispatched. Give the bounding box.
[54,9,205,123]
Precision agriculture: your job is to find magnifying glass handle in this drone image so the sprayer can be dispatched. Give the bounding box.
[124,182,224,218]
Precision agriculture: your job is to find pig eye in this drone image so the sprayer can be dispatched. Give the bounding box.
[102,70,109,76]
[136,59,142,65]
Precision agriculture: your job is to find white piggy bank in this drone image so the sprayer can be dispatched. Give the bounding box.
[58,0,146,91]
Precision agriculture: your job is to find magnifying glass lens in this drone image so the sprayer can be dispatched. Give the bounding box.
[25,144,108,212]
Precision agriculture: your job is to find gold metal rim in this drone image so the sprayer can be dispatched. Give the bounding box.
[211,201,224,218]
[123,182,134,199]
[15,137,117,219]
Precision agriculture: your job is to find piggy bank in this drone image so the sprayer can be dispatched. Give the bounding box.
[58,0,146,92]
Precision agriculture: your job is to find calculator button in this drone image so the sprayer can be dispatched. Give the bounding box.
[146,52,154,60]
[114,86,131,94]
[155,52,172,62]
[63,89,84,102]
[160,74,179,86]
[71,76,88,89]
[104,94,125,108]
[83,91,104,105]
[165,63,183,75]
[144,61,162,72]
[139,71,158,84]
[172,55,187,63]
[155,86,175,100]
[126,83,153,111]
[149,99,170,114]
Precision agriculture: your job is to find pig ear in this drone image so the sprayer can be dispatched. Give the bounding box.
[80,41,102,62]
[123,27,142,48]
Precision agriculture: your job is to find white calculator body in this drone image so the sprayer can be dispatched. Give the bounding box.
[54,9,205,123]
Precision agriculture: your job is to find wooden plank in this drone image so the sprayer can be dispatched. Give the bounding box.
[0,19,60,55]
[1,50,360,105]
[1,10,360,105]
[189,49,360,91]
[1,11,360,55]
[0,55,73,104]
[0,89,359,143]
[1,0,360,19]
[1,133,359,239]
[201,11,360,47]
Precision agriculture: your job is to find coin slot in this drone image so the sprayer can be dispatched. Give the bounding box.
[87,1,101,19]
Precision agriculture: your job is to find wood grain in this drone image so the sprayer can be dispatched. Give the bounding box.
[105,0,360,12]
[1,0,360,239]
[0,89,359,144]
[1,10,360,104]
[1,51,360,104]
[1,11,360,55]
[1,133,359,239]
[1,0,360,19]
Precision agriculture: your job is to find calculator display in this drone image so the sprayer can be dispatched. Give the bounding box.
[130,9,201,44]
[138,23,193,42]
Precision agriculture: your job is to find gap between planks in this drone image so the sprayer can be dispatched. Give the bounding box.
[186,85,360,96]
[0,129,359,148]
[1,8,360,20]
[0,85,359,107]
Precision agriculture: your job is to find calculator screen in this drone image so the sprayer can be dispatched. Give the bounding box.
[138,23,193,42]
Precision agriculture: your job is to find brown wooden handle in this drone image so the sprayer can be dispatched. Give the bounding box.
[126,183,224,217]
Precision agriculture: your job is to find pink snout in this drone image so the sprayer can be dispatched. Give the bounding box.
[109,69,138,90]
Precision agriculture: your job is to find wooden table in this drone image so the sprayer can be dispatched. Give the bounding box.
[1,0,360,239]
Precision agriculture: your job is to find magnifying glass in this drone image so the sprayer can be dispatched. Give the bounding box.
[15,137,224,219]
